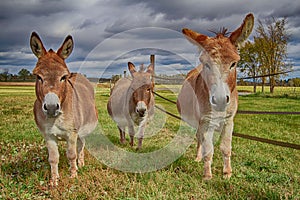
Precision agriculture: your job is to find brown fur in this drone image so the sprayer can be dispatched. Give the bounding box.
[30,32,98,186]
[177,14,254,180]
[107,62,154,150]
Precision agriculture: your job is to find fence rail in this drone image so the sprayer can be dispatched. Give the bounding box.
[153,68,300,81]
[237,110,300,115]
[153,91,300,150]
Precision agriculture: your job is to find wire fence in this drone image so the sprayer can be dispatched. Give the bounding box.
[153,68,300,82]
[153,91,300,150]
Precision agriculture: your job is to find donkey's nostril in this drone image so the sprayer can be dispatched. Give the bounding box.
[43,93,61,117]
[226,95,230,103]
[139,108,146,113]
[226,95,230,104]
[137,108,146,117]
[43,104,48,111]
[211,96,217,105]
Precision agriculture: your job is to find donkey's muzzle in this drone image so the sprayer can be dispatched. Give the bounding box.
[42,93,61,117]
[210,82,230,112]
[137,108,146,117]
[136,101,147,118]
[211,95,230,112]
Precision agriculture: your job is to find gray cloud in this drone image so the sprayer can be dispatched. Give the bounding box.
[0,0,300,78]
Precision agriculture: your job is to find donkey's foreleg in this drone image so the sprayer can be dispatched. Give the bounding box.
[201,125,215,180]
[118,126,126,144]
[128,125,135,147]
[77,137,85,168]
[220,118,234,179]
[195,121,210,162]
[136,119,147,150]
[67,132,78,178]
[46,138,59,186]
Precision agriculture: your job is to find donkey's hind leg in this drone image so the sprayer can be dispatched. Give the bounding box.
[128,125,135,147]
[195,129,203,162]
[77,137,85,168]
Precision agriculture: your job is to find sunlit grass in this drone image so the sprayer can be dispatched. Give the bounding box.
[0,85,299,199]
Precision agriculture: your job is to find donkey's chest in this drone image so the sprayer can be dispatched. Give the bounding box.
[44,116,73,140]
[131,113,146,125]
[200,111,234,132]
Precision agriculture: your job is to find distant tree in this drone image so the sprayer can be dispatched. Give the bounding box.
[253,37,270,92]
[0,68,10,81]
[256,17,292,93]
[111,74,121,84]
[238,41,260,92]
[289,78,300,87]
[237,79,248,86]
[18,68,31,81]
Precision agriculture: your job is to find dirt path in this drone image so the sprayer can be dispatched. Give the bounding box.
[0,82,35,86]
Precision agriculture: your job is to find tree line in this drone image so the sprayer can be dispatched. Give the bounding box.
[0,68,35,82]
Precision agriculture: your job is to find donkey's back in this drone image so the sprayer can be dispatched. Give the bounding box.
[68,73,98,135]
[107,78,131,126]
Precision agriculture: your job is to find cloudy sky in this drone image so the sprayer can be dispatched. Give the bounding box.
[1,0,300,79]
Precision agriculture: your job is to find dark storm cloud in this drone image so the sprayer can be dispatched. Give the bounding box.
[121,0,246,20]
[105,0,300,37]
[0,0,75,18]
[123,0,300,20]
[0,0,300,78]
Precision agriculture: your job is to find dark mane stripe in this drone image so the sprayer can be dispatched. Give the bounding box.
[208,27,231,37]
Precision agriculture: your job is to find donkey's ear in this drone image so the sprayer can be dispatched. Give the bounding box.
[30,32,46,58]
[146,64,154,74]
[128,62,136,76]
[182,28,208,49]
[147,64,154,84]
[57,35,73,59]
[229,13,254,48]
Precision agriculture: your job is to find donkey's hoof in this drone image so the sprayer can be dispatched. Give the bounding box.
[223,172,232,179]
[195,156,202,162]
[203,175,212,181]
[120,139,126,145]
[78,160,85,168]
[70,169,78,178]
[135,147,141,151]
[70,173,77,178]
[49,178,59,187]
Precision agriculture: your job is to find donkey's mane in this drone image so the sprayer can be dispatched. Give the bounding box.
[139,64,145,72]
[208,27,231,37]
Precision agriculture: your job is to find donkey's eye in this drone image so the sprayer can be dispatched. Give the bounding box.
[230,62,236,69]
[147,88,151,92]
[60,75,67,82]
[37,75,43,83]
[205,63,211,70]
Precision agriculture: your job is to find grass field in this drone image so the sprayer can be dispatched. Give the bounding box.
[0,85,299,199]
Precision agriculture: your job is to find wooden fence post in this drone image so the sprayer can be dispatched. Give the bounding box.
[150,55,155,86]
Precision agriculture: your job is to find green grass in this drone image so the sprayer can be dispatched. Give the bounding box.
[0,85,299,199]
[238,85,300,99]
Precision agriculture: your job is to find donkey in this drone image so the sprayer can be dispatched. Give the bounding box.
[30,32,98,186]
[107,62,154,150]
[177,14,254,180]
